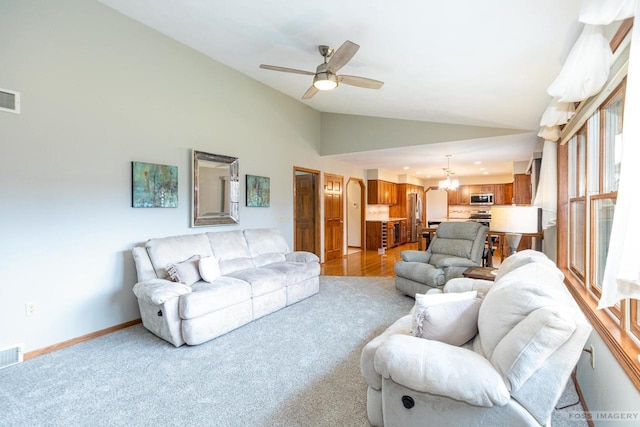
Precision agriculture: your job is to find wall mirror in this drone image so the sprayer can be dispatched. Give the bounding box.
[192,150,239,226]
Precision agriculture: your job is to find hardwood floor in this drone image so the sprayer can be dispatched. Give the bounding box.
[321,243,420,276]
[321,242,503,277]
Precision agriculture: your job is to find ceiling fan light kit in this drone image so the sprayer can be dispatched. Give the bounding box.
[313,72,338,90]
[260,40,384,99]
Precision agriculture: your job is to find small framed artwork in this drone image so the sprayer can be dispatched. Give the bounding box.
[246,175,270,207]
[131,161,178,208]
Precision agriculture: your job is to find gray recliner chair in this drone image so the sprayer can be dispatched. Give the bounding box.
[395,222,488,296]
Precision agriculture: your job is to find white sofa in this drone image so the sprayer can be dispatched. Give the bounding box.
[132,228,320,346]
[361,250,592,427]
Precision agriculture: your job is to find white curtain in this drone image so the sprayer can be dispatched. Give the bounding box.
[533,141,558,230]
[547,24,613,102]
[540,98,575,127]
[579,0,636,24]
[537,125,561,141]
[599,1,640,308]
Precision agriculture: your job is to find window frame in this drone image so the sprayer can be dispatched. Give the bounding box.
[558,54,639,390]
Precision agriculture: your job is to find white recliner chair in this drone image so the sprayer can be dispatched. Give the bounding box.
[361,251,592,427]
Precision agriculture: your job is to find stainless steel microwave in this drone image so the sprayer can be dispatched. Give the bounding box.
[470,193,494,205]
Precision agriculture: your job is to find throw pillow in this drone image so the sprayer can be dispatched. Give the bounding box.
[199,256,221,282]
[412,297,483,346]
[166,255,201,286]
[414,290,478,308]
[411,291,477,333]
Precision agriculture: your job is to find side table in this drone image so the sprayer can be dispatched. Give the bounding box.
[462,266,498,281]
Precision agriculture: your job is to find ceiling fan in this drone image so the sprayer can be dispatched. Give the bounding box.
[259,40,384,100]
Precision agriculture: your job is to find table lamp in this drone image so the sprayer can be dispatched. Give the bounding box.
[490,206,540,256]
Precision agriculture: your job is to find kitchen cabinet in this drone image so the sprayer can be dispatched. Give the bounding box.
[367,180,397,205]
[513,174,532,205]
[493,183,514,205]
[457,185,470,205]
[447,183,514,205]
[504,183,513,205]
[366,221,386,250]
[494,184,505,205]
[400,220,408,244]
[468,184,494,195]
[447,188,458,205]
[366,220,405,250]
[387,222,396,248]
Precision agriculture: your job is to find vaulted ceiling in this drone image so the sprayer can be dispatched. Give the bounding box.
[99,0,585,179]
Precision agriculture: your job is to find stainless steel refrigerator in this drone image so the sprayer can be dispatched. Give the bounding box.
[408,193,423,242]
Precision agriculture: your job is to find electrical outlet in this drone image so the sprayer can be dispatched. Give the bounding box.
[25,303,37,317]
[590,345,595,369]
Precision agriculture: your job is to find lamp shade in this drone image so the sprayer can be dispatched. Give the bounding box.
[491,206,540,233]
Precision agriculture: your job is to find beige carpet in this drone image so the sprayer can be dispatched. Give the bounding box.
[0,276,586,426]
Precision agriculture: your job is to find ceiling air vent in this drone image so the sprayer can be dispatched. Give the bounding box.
[0,88,20,114]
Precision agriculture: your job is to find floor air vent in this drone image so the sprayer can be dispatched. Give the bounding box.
[0,88,20,114]
[0,343,24,369]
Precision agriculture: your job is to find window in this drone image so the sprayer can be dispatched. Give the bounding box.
[564,80,636,366]
[559,19,639,392]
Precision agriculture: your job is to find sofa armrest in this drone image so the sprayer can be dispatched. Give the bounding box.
[133,278,191,305]
[285,251,320,263]
[374,335,509,407]
[434,256,478,268]
[400,250,430,263]
[444,278,494,294]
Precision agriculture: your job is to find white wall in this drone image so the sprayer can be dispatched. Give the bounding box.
[321,113,530,155]
[347,180,362,247]
[0,0,328,352]
[576,331,640,424]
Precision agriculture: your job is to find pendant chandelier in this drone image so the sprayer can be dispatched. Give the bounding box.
[438,155,459,190]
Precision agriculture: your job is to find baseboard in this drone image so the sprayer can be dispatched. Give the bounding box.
[572,370,595,427]
[24,318,141,360]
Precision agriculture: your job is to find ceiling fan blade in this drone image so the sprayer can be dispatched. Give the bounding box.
[302,85,319,100]
[259,64,315,76]
[338,75,384,89]
[327,40,359,73]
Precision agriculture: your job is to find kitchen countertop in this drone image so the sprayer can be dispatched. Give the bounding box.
[427,218,491,224]
[366,217,407,222]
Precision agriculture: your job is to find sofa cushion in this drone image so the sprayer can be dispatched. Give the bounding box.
[429,238,472,259]
[244,228,290,255]
[167,255,201,286]
[394,262,445,287]
[199,256,221,282]
[475,262,577,362]
[491,307,576,392]
[145,233,213,279]
[413,296,482,346]
[206,230,255,274]
[225,267,285,297]
[262,261,321,286]
[180,277,251,320]
[244,229,290,267]
[494,250,560,282]
[436,222,485,240]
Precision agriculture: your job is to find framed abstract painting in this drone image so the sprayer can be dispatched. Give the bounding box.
[246,175,270,207]
[131,161,178,208]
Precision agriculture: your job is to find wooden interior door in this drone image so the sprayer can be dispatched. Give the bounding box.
[295,173,317,254]
[324,173,344,261]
